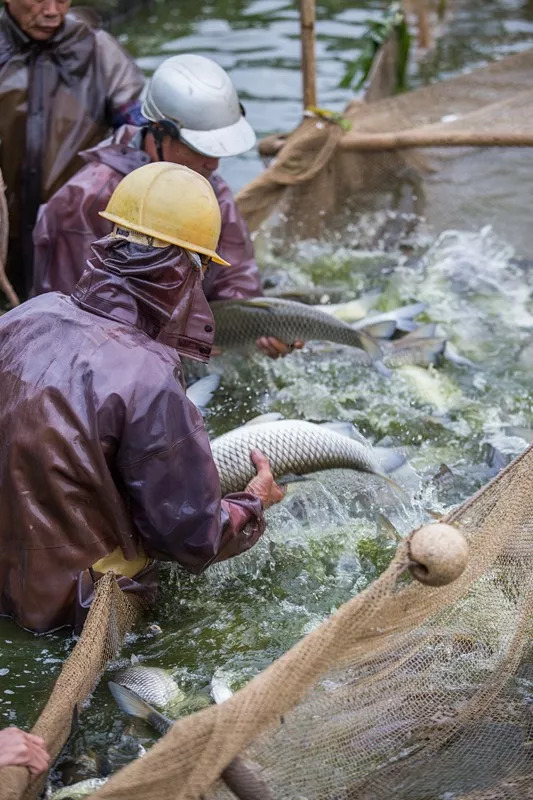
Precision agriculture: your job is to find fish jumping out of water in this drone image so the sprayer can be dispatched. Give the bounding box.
[210,297,383,361]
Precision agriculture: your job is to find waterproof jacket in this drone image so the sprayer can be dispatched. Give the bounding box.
[0,237,265,633]
[0,7,144,294]
[32,125,262,301]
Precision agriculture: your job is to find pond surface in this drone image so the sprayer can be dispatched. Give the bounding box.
[1,1,533,795]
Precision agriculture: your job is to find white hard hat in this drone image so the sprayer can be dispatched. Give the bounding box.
[141,54,256,158]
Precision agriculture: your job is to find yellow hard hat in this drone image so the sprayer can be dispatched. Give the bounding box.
[99,162,230,266]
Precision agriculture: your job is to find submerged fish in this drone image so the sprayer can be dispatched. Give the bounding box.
[210,297,382,360]
[108,683,273,800]
[211,419,395,495]
[49,778,107,800]
[112,665,184,710]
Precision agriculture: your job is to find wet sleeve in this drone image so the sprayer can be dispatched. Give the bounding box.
[95,29,146,123]
[203,179,263,301]
[117,381,266,573]
[32,170,113,296]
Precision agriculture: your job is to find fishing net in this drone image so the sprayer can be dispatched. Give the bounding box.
[237,48,533,243]
[0,573,143,800]
[81,441,532,800]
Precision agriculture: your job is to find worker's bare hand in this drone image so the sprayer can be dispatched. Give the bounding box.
[245,449,285,509]
[0,727,50,774]
[256,337,305,359]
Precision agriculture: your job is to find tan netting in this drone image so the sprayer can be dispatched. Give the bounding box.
[78,442,532,800]
[237,48,533,240]
[0,573,143,800]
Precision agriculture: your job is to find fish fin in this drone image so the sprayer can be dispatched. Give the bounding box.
[130,654,140,665]
[108,682,170,733]
[373,448,406,475]
[375,472,410,501]
[319,421,368,444]
[240,297,279,310]
[432,463,454,485]
[395,319,418,332]
[374,359,393,378]
[276,473,310,486]
[396,323,437,342]
[109,681,153,721]
[443,342,477,368]
[484,444,509,473]
[358,320,397,339]
[378,513,402,543]
[185,374,221,412]
[243,412,285,426]
[357,330,384,362]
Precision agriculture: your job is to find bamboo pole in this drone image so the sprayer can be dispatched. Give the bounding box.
[299,0,317,109]
[338,129,533,150]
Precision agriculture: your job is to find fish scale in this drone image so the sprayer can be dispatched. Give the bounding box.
[211,421,380,495]
[210,297,382,359]
[113,666,183,709]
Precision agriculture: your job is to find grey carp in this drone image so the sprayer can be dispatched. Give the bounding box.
[108,683,273,800]
[112,665,184,710]
[210,297,382,360]
[211,420,386,495]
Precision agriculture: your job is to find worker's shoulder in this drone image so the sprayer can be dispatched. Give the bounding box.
[88,317,185,393]
[209,172,235,204]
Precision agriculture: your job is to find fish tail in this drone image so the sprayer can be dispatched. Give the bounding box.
[375,472,410,501]
[108,682,171,734]
[355,330,383,362]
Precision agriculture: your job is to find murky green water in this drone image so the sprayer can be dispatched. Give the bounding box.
[1,0,533,793]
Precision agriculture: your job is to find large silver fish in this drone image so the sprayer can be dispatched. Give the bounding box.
[210,297,382,360]
[112,665,184,709]
[211,420,391,495]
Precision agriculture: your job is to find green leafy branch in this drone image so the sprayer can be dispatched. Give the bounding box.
[339,2,411,94]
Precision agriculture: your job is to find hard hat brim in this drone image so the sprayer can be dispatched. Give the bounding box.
[99,211,231,267]
[180,115,256,158]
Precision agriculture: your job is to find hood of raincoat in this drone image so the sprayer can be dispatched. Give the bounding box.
[72,236,215,362]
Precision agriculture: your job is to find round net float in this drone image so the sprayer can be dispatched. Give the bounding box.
[408,523,469,586]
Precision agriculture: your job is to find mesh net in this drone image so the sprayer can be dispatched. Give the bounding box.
[80,442,532,800]
[0,574,143,800]
[237,48,533,242]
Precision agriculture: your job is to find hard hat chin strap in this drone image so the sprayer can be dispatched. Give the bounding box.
[146,120,182,162]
